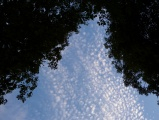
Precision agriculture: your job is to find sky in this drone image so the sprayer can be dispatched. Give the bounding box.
[0,17,159,120]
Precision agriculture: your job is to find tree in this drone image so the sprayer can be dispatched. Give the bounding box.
[3,0,159,106]
[0,0,97,104]
[104,0,159,104]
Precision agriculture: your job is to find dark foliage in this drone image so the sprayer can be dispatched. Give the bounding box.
[0,0,97,104]
[104,0,159,104]
[2,0,159,106]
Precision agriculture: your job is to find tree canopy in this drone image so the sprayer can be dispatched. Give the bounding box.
[0,0,98,104]
[104,0,159,104]
[1,0,159,105]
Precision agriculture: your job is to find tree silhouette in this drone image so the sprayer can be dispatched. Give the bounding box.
[103,0,159,104]
[2,0,159,106]
[0,0,97,104]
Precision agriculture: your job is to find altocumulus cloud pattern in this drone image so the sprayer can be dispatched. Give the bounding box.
[0,18,147,120]
[39,18,145,120]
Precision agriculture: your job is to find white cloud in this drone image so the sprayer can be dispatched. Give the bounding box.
[38,17,146,120]
[0,93,28,120]
[0,17,147,120]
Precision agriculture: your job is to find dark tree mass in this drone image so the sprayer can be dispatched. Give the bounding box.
[104,0,159,104]
[0,0,97,104]
[1,0,159,106]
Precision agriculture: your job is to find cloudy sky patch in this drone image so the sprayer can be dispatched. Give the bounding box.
[0,17,148,120]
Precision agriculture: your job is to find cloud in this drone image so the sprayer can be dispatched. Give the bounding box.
[0,92,28,120]
[0,17,146,120]
[38,17,146,120]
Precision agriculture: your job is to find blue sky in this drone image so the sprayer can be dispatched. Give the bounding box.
[0,17,159,120]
